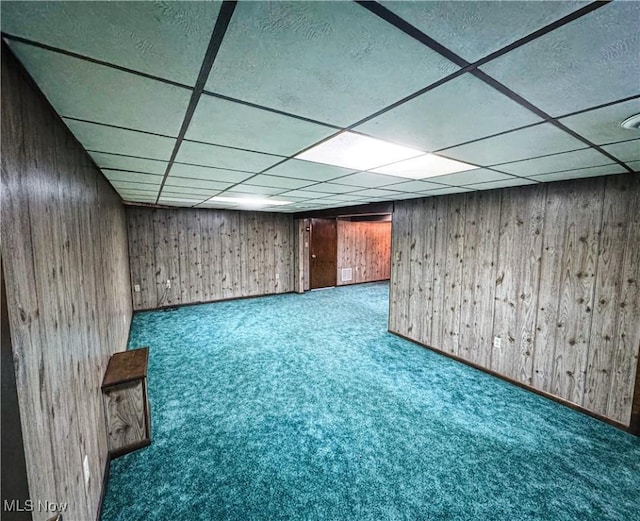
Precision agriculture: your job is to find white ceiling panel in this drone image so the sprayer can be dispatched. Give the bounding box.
[102,170,163,186]
[465,178,537,191]
[422,186,473,196]
[90,152,168,175]
[10,42,190,135]
[206,1,459,126]
[627,161,640,173]
[176,141,284,172]
[161,186,219,197]
[278,189,334,199]
[110,180,160,192]
[531,165,628,183]
[64,120,175,161]
[0,1,221,86]
[224,186,286,197]
[380,180,447,193]
[158,197,206,207]
[493,148,613,177]
[164,177,233,191]
[186,95,336,155]
[331,172,408,188]
[244,175,314,190]
[382,1,587,63]
[480,2,640,116]
[266,159,356,182]
[427,168,514,186]
[356,74,542,151]
[444,124,585,166]
[348,188,401,198]
[560,99,640,145]
[169,164,254,184]
[601,140,640,163]
[302,183,362,194]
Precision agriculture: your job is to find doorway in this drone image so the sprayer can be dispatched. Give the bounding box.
[309,218,337,289]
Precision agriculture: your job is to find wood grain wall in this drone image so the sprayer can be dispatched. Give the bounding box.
[1,47,132,521]
[337,220,391,286]
[127,207,296,310]
[389,175,640,427]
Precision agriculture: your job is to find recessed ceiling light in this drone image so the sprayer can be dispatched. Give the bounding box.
[208,196,290,207]
[371,153,478,179]
[295,131,424,171]
[620,113,640,131]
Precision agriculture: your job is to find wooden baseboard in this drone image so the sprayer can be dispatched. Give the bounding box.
[133,290,296,313]
[389,330,635,436]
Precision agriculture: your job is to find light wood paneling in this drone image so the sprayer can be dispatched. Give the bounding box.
[127,208,295,310]
[389,176,640,427]
[1,47,132,520]
[336,220,391,286]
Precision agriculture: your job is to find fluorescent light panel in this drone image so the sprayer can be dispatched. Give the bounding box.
[372,153,478,179]
[295,131,424,171]
[295,131,478,179]
[208,195,290,207]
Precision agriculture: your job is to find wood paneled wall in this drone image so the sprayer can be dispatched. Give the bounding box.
[337,220,391,286]
[1,47,132,520]
[127,207,296,310]
[389,175,640,427]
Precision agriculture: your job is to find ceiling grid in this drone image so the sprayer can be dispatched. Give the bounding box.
[1,0,638,212]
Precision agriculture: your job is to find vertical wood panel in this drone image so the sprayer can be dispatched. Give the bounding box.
[1,48,131,521]
[126,208,296,310]
[336,220,391,286]
[389,177,640,427]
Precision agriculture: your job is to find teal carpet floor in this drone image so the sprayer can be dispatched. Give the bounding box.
[102,282,639,521]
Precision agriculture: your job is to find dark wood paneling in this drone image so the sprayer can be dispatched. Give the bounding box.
[127,208,295,310]
[1,46,132,520]
[389,176,640,427]
[336,220,391,286]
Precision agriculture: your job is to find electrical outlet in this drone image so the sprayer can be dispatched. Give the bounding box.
[493,336,502,349]
[83,454,90,488]
[166,279,171,289]
[275,273,279,280]
[134,284,140,292]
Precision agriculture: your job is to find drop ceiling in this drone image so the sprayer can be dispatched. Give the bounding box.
[1,1,638,213]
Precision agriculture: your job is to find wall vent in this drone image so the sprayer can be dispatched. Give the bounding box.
[341,268,353,282]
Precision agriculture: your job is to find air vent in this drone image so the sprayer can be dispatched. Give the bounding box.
[341,268,353,282]
[620,113,640,131]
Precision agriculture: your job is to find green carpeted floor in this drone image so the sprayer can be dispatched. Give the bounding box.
[102,282,639,521]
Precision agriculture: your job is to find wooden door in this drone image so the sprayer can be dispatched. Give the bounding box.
[309,218,337,289]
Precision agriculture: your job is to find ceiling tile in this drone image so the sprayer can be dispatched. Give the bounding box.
[102,170,163,185]
[382,1,587,63]
[313,194,368,202]
[380,180,446,192]
[531,164,627,183]
[244,175,314,190]
[111,180,160,191]
[302,183,362,194]
[356,74,542,151]
[444,124,584,165]
[90,152,167,175]
[627,161,640,173]
[331,172,408,188]
[493,148,613,176]
[224,186,285,197]
[163,177,233,191]
[465,178,537,191]
[176,141,284,172]
[116,188,159,197]
[11,42,190,135]
[560,99,640,145]
[480,2,640,116]
[206,1,458,126]
[428,168,514,186]
[347,188,401,198]
[421,186,473,196]
[1,1,221,86]
[169,164,254,184]
[601,139,640,163]
[278,189,331,199]
[266,159,356,182]
[161,186,219,197]
[186,95,336,155]
[65,120,175,160]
